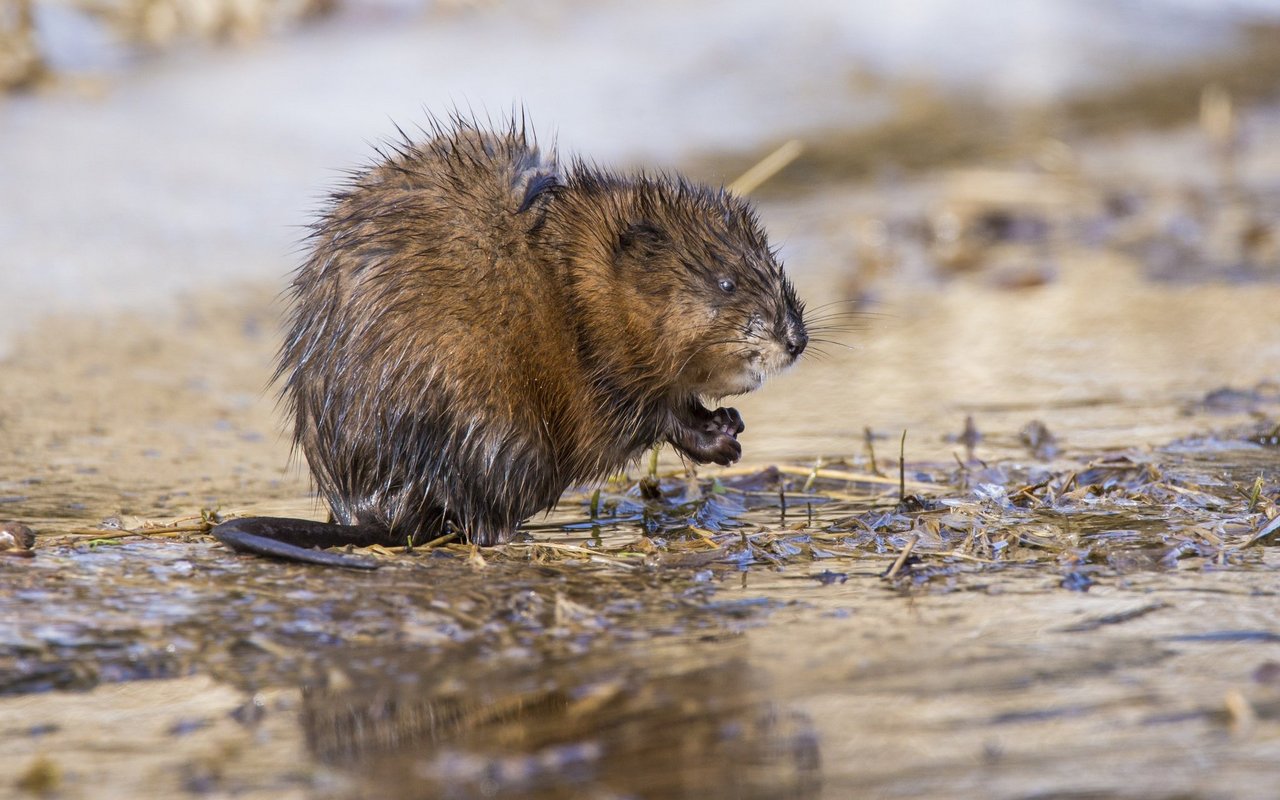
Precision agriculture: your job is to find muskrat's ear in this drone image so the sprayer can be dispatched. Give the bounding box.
[615,220,668,259]
[515,171,559,214]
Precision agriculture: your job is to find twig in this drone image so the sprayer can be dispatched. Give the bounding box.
[728,139,804,195]
[715,463,935,492]
[884,533,920,580]
[898,430,908,503]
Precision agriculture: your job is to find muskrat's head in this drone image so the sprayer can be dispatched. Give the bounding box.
[605,179,808,399]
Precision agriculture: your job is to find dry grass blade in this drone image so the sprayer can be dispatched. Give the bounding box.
[1242,513,1280,547]
[727,139,803,195]
[884,533,920,580]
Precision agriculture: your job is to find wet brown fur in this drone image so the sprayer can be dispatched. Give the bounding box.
[277,114,806,546]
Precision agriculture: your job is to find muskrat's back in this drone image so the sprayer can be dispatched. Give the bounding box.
[281,125,576,543]
[270,116,807,548]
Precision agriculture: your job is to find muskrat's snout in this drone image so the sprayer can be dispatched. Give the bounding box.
[725,303,805,393]
[782,310,808,361]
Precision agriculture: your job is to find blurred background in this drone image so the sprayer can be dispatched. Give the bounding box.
[1,0,1279,466]
[2,0,1278,329]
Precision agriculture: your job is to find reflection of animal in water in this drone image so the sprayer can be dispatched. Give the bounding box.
[302,651,822,798]
[214,114,807,567]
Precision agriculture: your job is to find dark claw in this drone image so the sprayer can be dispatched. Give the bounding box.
[712,407,745,436]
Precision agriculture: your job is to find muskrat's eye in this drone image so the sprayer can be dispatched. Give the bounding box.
[718,278,736,294]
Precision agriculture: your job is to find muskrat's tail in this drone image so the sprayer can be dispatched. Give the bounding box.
[211,516,391,570]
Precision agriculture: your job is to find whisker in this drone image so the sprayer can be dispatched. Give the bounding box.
[670,333,753,378]
[804,314,890,329]
[803,311,881,325]
[805,309,878,320]
[803,321,876,334]
[804,343,847,358]
[808,336,857,348]
[804,298,863,313]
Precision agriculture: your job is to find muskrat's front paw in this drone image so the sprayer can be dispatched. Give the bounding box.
[678,430,741,466]
[668,425,742,465]
[669,403,745,465]
[705,432,742,465]
[711,407,745,437]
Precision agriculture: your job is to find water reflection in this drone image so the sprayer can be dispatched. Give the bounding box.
[302,641,821,799]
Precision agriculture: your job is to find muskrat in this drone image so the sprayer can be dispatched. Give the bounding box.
[213,115,807,568]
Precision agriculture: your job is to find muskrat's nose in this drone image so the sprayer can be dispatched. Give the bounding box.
[785,322,808,359]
